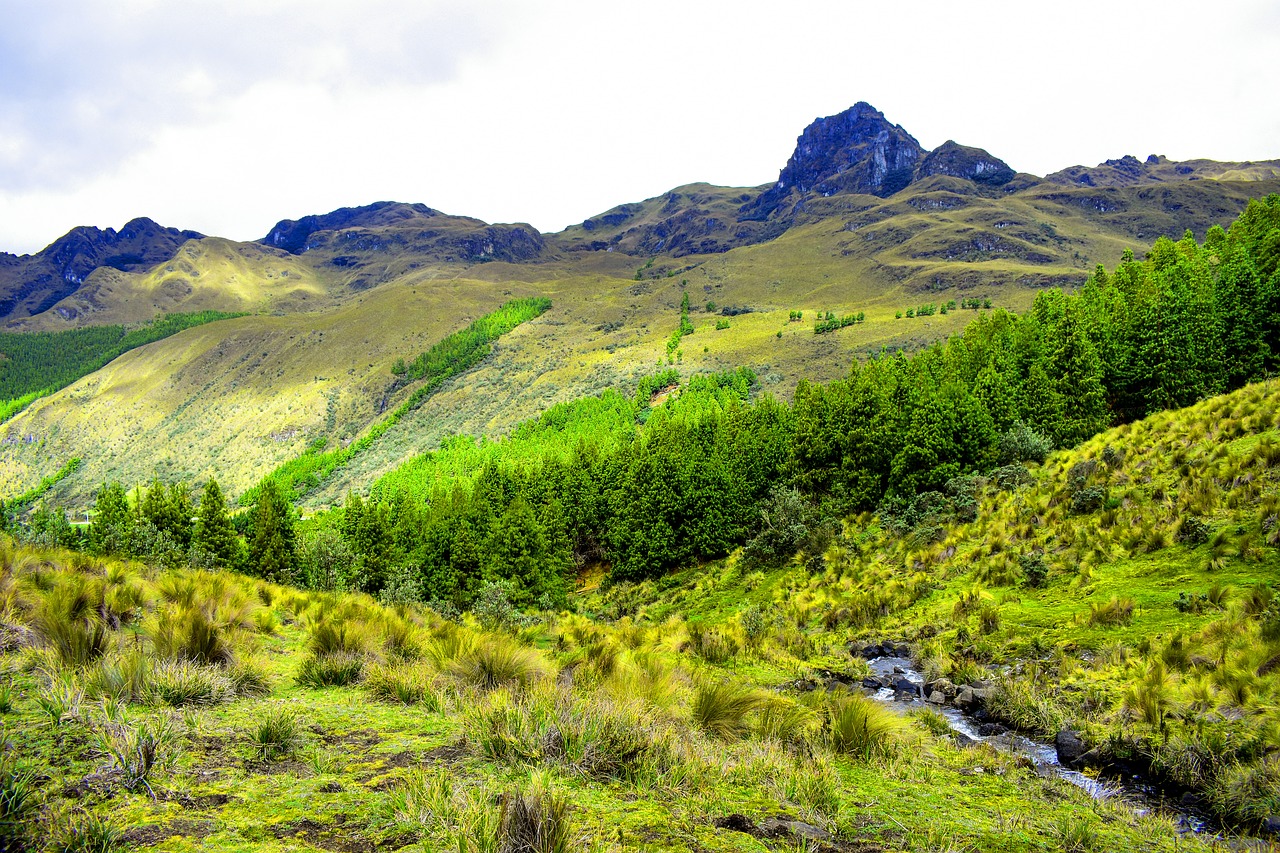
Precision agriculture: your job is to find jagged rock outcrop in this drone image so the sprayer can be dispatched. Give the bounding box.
[0,217,203,320]
[262,201,442,254]
[262,201,547,265]
[1046,154,1280,188]
[917,140,1015,186]
[741,102,926,221]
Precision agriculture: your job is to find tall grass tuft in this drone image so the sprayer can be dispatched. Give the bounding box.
[827,693,906,760]
[449,637,547,692]
[252,707,300,761]
[147,660,233,707]
[92,713,181,796]
[691,679,763,740]
[363,661,441,709]
[0,757,38,849]
[496,783,570,853]
[47,807,122,853]
[149,605,237,667]
[296,652,364,688]
[32,574,110,666]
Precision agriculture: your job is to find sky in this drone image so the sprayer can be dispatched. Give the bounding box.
[1,0,1277,255]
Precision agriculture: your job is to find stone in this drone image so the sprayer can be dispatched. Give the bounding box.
[1261,816,1280,836]
[862,676,885,689]
[1054,730,1088,768]
[759,818,832,843]
[927,690,946,705]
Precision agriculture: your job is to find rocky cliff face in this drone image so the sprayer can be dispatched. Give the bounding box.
[917,141,1015,186]
[263,201,548,269]
[741,103,926,221]
[0,218,203,321]
[1046,154,1280,188]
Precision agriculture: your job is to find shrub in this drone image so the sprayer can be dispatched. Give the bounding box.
[999,422,1053,465]
[252,707,300,761]
[296,653,364,688]
[1175,516,1211,545]
[1069,486,1106,515]
[1019,554,1047,588]
[692,679,763,740]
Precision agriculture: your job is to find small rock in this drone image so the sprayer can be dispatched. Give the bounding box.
[862,676,884,689]
[1262,816,1280,836]
[927,690,945,705]
[976,722,1007,736]
[892,665,905,675]
[895,643,911,657]
[759,818,832,843]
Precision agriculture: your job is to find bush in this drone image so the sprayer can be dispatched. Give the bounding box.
[1175,516,1211,545]
[1019,554,1047,588]
[692,679,763,740]
[998,422,1053,465]
[1069,486,1106,515]
[295,653,364,688]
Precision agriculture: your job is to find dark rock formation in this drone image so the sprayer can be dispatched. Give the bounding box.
[742,102,926,221]
[917,141,1015,186]
[262,201,441,254]
[0,217,203,320]
[1054,729,1089,768]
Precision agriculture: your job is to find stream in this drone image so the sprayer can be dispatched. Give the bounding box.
[863,656,1212,836]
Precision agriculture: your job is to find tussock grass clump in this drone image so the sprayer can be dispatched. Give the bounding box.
[496,784,570,853]
[46,807,122,853]
[147,660,234,707]
[296,652,364,688]
[1208,754,1280,828]
[686,622,740,664]
[754,695,819,750]
[363,661,441,708]
[691,679,764,740]
[1052,812,1099,852]
[985,676,1068,737]
[252,707,301,761]
[1087,596,1135,627]
[307,618,368,656]
[32,574,110,666]
[81,651,150,704]
[0,757,38,849]
[149,605,238,666]
[449,636,547,692]
[826,693,908,760]
[92,713,181,795]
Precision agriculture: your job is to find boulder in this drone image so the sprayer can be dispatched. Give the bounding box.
[1262,816,1280,836]
[862,676,885,690]
[1054,730,1089,768]
[926,690,946,705]
[759,818,832,844]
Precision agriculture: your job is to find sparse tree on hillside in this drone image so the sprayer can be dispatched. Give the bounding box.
[191,478,239,570]
[90,481,133,555]
[249,479,296,584]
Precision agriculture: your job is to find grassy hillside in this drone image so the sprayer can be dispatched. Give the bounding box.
[1,178,1277,510]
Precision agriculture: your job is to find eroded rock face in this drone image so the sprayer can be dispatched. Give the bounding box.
[742,102,925,220]
[918,140,1016,186]
[262,202,442,254]
[0,217,204,320]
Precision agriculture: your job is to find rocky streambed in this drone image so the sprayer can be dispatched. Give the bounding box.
[796,640,1214,836]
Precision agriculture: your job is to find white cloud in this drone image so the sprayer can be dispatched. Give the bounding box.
[1,0,1276,254]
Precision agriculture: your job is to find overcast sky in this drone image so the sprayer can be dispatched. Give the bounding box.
[1,0,1277,255]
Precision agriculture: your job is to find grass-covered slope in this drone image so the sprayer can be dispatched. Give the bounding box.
[0,535,1222,853]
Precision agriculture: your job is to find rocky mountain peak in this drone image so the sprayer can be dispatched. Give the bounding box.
[917,141,1015,186]
[262,202,443,254]
[741,102,926,220]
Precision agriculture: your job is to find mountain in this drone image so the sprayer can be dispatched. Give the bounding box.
[1046,153,1280,187]
[0,217,203,321]
[0,102,1278,506]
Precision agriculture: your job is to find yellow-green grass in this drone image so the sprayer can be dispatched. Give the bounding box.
[1,542,1217,852]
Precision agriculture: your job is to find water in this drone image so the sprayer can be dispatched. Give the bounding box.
[863,656,1210,835]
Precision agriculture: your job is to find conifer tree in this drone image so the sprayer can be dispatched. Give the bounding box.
[90,481,133,555]
[249,479,296,584]
[192,478,239,569]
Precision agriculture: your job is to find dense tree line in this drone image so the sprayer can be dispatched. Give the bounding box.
[299,196,1279,604]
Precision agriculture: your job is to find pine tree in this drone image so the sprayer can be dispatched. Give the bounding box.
[249,479,296,583]
[90,481,133,555]
[191,478,239,569]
